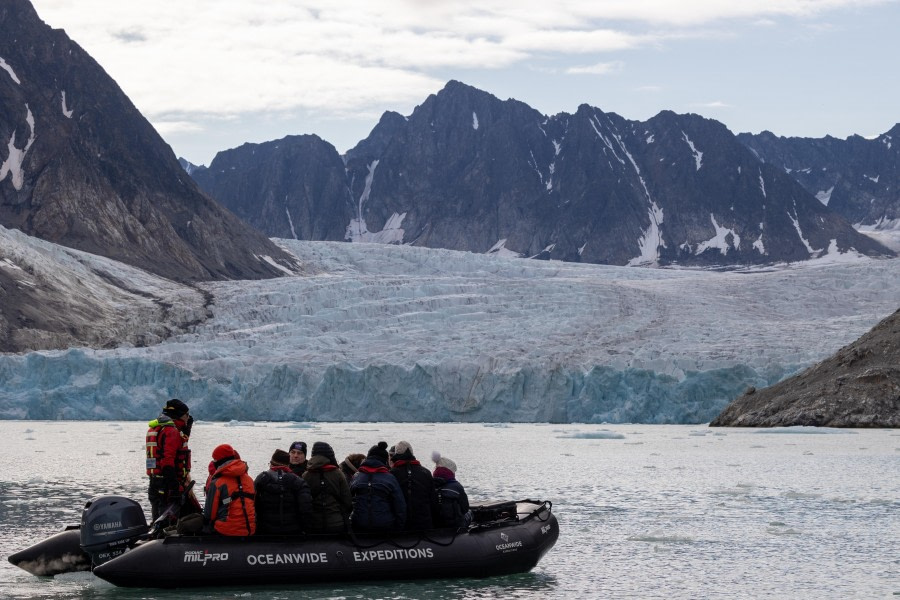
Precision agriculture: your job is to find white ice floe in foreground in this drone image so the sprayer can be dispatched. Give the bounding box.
[1,233,899,423]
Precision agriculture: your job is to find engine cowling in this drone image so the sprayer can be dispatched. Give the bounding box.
[79,496,149,566]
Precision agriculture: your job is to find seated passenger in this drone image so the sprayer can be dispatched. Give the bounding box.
[340,453,366,483]
[204,444,256,536]
[302,442,352,533]
[350,442,406,532]
[288,441,308,476]
[254,449,313,535]
[389,441,438,530]
[431,451,472,529]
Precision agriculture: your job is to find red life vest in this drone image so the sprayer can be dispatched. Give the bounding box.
[206,459,256,536]
[146,418,190,481]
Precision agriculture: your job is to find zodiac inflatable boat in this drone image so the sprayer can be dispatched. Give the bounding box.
[9,495,558,588]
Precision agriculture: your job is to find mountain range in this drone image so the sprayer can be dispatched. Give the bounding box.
[187,80,896,267]
[738,127,900,229]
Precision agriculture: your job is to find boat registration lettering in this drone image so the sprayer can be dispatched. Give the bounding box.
[247,552,328,566]
[353,548,434,562]
[184,550,229,565]
[496,532,522,552]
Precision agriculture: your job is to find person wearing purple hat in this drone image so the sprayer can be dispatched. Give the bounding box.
[288,441,308,476]
[431,451,471,529]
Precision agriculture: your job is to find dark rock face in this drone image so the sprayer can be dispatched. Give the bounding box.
[191,135,354,241]
[710,309,900,428]
[738,126,900,228]
[0,0,298,283]
[0,225,213,353]
[193,80,893,266]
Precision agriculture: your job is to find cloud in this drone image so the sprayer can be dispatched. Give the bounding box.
[690,101,733,109]
[150,120,205,136]
[28,0,895,145]
[111,28,147,43]
[565,61,624,75]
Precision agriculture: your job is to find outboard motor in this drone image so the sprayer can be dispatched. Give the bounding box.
[79,496,149,567]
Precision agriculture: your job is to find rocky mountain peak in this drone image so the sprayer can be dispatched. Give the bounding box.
[190,80,895,267]
[0,0,298,283]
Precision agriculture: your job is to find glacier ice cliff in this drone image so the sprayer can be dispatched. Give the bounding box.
[1,239,898,423]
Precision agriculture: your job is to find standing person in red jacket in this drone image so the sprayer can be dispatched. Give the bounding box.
[204,444,256,536]
[145,399,194,522]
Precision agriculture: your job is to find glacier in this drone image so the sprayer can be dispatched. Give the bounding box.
[1,236,899,423]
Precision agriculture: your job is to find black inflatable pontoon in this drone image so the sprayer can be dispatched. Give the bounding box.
[9,496,558,589]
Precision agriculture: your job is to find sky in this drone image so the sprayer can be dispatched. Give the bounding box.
[27,0,900,166]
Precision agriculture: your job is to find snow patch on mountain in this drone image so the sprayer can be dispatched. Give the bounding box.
[682,131,703,170]
[696,215,741,255]
[0,56,20,84]
[487,239,521,258]
[60,91,73,118]
[789,210,819,255]
[0,104,36,191]
[628,202,665,266]
[816,186,834,206]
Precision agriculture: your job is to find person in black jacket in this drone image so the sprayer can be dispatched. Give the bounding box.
[288,441,308,477]
[389,441,439,531]
[254,449,313,535]
[302,442,352,534]
[350,442,406,532]
[431,451,472,529]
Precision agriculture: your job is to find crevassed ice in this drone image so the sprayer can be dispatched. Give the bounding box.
[1,236,898,423]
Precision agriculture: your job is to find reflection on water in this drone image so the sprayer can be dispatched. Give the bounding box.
[1,422,898,599]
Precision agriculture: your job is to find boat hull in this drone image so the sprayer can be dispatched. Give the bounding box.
[7,528,90,576]
[94,501,558,588]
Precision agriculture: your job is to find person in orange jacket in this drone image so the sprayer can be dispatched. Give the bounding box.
[203,444,256,536]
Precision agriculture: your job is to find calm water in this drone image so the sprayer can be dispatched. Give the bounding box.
[0,421,897,599]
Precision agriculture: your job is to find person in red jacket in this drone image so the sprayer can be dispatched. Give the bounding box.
[146,399,194,522]
[204,444,256,536]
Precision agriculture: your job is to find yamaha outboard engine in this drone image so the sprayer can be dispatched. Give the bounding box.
[79,496,149,567]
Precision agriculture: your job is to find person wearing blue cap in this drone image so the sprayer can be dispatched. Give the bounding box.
[288,441,308,476]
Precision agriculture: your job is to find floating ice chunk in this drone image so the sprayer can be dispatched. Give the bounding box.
[754,426,857,435]
[560,431,625,440]
[627,533,696,544]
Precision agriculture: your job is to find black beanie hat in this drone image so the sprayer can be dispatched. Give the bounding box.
[162,398,189,418]
[367,441,390,464]
[271,449,290,466]
[311,441,336,463]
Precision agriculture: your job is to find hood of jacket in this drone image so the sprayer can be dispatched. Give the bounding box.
[211,458,249,479]
[306,454,335,471]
